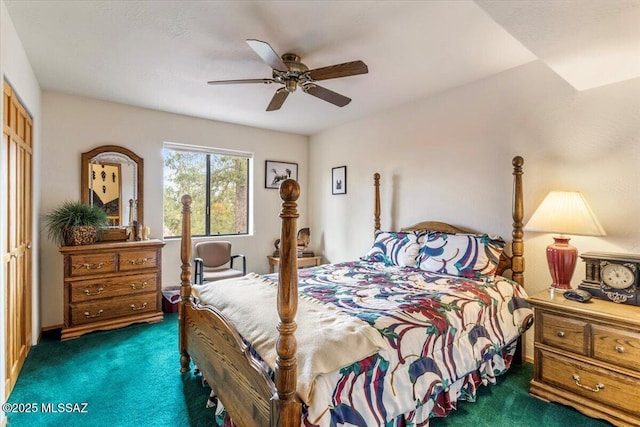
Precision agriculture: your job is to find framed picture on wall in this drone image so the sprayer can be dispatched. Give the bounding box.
[332,166,347,195]
[265,160,298,189]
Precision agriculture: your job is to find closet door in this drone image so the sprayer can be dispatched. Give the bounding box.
[3,81,33,397]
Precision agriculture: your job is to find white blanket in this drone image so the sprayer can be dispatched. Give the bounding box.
[192,273,387,404]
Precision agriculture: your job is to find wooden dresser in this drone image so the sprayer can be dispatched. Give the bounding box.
[60,239,165,340]
[528,290,640,426]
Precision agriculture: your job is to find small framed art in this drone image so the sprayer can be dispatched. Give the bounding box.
[265,160,298,189]
[332,166,347,195]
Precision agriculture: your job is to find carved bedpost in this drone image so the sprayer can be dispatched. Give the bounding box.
[272,179,302,427]
[374,173,381,233]
[179,194,192,373]
[511,156,524,287]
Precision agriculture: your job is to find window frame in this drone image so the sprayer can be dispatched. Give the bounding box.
[163,142,253,239]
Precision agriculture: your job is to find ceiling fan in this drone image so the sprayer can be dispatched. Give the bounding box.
[207,39,368,111]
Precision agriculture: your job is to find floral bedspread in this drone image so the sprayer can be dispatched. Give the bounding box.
[207,260,533,426]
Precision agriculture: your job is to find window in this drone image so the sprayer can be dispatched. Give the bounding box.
[163,143,251,238]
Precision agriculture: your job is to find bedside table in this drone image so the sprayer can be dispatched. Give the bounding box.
[267,255,321,273]
[528,290,640,426]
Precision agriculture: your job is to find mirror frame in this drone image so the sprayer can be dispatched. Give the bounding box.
[81,145,144,226]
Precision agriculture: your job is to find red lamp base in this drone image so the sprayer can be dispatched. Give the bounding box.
[546,236,577,290]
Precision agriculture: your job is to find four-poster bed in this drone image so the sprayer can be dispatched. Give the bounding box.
[178,156,531,427]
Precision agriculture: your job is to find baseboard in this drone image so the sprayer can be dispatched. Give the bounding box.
[38,324,64,344]
[41,323,64,332]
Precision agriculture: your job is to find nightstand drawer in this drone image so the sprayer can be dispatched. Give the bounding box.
[69,273,158,303]
[118,249,158,272]
[539,312,587,355]
[71,293,159,325]
[538,350,640,416]
[592,324,640,371]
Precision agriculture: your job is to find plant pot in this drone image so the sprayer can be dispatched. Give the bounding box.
[64,225,98,246]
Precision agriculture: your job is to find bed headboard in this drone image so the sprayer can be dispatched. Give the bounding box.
[372,156,524,286]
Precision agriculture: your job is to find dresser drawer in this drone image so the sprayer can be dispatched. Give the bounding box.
[592,324,640,372]
[71,293,159,325]
[539,312,588,355]
[118,249,158,272]
[538,349,640,416]
[69,273,158,303]
[68,253,116,277]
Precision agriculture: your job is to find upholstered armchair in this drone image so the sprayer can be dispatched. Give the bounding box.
[194,240,246,284]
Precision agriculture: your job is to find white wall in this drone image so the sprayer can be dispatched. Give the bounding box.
[1,0,42,417]
[40,92,308,327]
[309,60,640,359]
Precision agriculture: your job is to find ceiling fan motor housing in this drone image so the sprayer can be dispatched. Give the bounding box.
[280,53,309,92]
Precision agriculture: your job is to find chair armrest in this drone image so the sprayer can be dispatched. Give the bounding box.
[230,254,246,276]
[194,257,204,285]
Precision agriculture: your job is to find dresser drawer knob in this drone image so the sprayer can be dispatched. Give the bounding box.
[84,287,104,296]
[84,309,104,319]
[615,344,625,353]
[129,258,148,265]
[130,281,148,290]
[572,374,604,392]
[130,302,148,311]
[82,262,104,270]
[556,331,565,338]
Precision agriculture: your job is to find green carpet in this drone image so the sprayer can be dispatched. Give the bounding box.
[6,315,610,427]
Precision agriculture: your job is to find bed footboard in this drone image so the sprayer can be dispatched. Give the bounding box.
[184,302,275,427]
[179,187,303,427]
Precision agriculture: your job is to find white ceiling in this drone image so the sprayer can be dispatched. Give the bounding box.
[5,0,639,136]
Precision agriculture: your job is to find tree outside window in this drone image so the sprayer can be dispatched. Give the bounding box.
[163,145,250,238]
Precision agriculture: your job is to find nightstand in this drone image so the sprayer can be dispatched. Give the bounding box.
[267,255,321,273]
[528,290,640,426]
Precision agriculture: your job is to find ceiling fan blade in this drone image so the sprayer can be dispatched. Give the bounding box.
[308,60,368,81]
[246,39,288,72]
[207,78,275,85]
[266,88,289,111]
[304,84,351,107]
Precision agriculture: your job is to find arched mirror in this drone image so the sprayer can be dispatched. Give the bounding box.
[81,145,144,228]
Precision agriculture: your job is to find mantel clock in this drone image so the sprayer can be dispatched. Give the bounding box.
[579,251,640,306]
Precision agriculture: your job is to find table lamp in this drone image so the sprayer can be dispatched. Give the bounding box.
[525,191,606,290]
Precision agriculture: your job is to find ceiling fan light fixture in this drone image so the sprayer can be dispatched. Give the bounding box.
[285,80,297,93]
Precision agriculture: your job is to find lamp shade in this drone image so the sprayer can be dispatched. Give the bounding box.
[524,191,606,236]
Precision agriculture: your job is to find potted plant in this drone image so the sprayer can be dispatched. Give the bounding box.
[44,201,108,247]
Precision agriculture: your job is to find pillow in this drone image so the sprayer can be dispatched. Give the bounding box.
[417,232,505,278]
[362,230,425,267]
